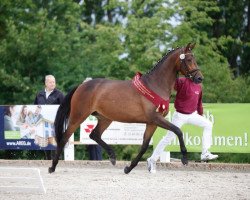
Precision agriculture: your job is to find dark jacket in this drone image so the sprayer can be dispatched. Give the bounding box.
[34,88,64,105]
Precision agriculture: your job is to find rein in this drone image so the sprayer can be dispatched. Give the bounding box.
[132,72,169,114]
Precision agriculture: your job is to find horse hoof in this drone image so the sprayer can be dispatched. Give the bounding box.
[110,158,116,166]
[124,166,130,174]
[48,167,55,173]
[181,157,188,166]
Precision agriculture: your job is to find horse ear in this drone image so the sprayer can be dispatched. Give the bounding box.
[185,43,196,52]
[190,43,196,50]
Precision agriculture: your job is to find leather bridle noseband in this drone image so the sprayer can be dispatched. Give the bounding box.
[179,52,200,81]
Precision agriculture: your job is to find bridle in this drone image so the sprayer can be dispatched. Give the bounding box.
[179,52,200,81]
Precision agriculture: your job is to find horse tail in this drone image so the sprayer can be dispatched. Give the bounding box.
[54,86,78,145]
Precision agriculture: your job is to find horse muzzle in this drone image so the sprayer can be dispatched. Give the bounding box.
[193,76,203,84]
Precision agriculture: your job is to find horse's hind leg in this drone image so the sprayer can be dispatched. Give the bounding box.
[89,116,116,165]
[49,112,91,173]
[124,124,157,174]
[49,122,79,173]
[49,131,70,173]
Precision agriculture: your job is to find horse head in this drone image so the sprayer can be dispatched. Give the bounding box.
[177,43,203,84]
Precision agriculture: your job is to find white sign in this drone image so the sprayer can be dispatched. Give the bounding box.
[80,116,152,145]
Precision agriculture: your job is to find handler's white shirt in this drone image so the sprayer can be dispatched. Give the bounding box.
[45,89,53,99]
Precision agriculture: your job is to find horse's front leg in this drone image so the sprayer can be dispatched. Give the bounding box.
[124,124,157,174]
[154,116,188,165]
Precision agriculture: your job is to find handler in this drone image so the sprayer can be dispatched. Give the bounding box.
[147,77,218,173]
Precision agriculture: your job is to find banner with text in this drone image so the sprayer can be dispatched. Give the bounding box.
[0,105,58,150]
[80,115,148,145]
[154,104,250,153]
[1,104,249,153]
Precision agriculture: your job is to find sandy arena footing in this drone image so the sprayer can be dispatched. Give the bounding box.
[0,160,249,200]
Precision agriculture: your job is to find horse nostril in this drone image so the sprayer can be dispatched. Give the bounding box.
[198,77,203,82]
[194,76,203,84]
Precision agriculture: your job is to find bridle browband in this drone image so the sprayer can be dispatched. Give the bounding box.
[179,52,200,81]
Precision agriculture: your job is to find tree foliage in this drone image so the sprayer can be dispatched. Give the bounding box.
[0,0,249,104]
[171,0,250,102]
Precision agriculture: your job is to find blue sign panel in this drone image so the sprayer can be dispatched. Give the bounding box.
[0,105,59,150]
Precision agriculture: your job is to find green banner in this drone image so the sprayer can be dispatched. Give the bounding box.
[153,104,250,153]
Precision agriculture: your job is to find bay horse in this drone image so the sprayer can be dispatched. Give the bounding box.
[49,43,203,174]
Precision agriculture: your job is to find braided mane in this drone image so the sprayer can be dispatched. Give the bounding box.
[146,47,181,74]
